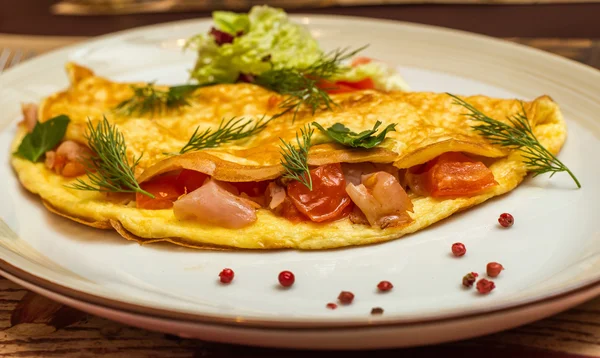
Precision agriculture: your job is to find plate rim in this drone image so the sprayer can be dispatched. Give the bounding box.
[0,14,599,329]
[2,255,600,330]
[3,266,600,350]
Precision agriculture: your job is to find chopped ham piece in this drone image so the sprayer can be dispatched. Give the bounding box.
[45,141,92,177]
[341,162,400,186]
[44,151,59,171]
[345,171,413,229]
[21,103,38,133]
[173,179,258,229]
[265,182,286,209]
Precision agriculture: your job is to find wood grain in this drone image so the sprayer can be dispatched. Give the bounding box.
[0,35,599,357]
[508,38,600,69]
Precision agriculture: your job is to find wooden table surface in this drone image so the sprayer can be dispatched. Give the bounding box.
[2,0,600,38]
[0,32,599,357]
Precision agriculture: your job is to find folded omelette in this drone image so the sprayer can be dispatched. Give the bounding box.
[9,63,567,250]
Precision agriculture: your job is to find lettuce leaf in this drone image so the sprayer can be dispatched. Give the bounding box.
[213,11,250,35]
[186,5,323,84]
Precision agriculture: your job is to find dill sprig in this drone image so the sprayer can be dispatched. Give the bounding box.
[114,83,210,117]
[448,93,581,188]
[255,46,368,122]
[179,116,270,154]
[279,124,314,190]
[66,117,154,197]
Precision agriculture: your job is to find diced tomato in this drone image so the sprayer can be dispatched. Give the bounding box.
[315,78,357,94]
[407,152,498,198]
[409,152,473,176]
[136,174,184,210]
[176,169,209,193]
[337,200,354,219]
[229,180,271,197]
[280,197,309,223]
[316,77,375,94]
[287,163,353,222]
[351,57,373,67]
[336,77,375,91]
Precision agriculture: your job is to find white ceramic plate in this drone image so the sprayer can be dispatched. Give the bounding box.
[0,14,599,350]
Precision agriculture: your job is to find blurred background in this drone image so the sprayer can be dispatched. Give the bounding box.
[1,0,599,38]
[1,0,598,69]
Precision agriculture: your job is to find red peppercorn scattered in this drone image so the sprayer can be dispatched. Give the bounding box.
[326,303,338,310]
[218,268,234,284]
[498,213,514,228]
[338,291,355,305]
[452,243,467,257]
[377,281,394,292]
[476,279,496,294]
[462,272,479,287]
[371,307,384,315]
[278,271,295,287]
[486,262,504,277]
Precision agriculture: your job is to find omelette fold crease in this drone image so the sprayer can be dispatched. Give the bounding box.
[10,62,567,250]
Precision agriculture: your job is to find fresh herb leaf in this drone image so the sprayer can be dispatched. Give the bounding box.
[66,116,154,198]
[448,93,581,188]
[15,115,70,162]
[279,124,314,190]
[312,120,396,149]
[114,82,213,117]
[254,46,368,122]
[179,116,271,154]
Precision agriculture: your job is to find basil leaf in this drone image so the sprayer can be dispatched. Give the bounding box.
[312,121,396,149]
[15,115,70,162]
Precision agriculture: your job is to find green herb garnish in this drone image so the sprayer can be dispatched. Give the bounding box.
[255,46,367,122]
[114,83,212,117]
[312,120,396,149]
[179,116,270,154]
[66,117,153,198]
[279,124,314,190]
[15,115,70,162]
[448,93,581,188]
